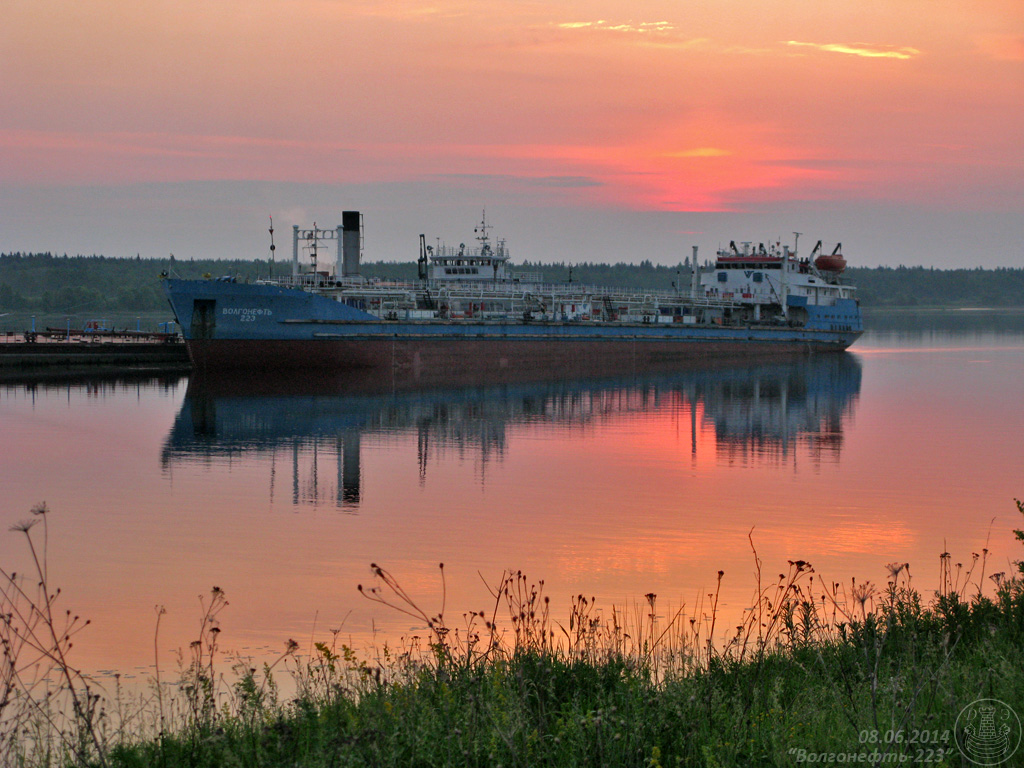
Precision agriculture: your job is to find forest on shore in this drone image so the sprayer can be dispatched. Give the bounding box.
[2,251,1023,314]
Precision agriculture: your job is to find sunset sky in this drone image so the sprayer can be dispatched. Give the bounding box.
[2,0,1022,267]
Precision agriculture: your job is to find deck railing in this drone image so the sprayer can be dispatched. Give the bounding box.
[260,274,739,308]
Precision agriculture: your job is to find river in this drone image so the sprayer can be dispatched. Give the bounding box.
[1,328,1022,683]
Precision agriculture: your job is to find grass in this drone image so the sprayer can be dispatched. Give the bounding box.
[3,502,1024,767]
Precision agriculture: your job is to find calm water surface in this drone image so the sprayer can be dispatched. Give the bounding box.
[1,330,1022,679]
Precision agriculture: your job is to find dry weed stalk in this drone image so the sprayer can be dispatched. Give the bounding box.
[0,503,108,767]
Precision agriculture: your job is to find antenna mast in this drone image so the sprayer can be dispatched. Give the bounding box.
[268,215,276,277]
[474,210,491,247]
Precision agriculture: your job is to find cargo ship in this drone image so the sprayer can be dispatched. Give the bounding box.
[162,211,862,375]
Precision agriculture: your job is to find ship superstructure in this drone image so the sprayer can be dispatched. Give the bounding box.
[703,237,860,333]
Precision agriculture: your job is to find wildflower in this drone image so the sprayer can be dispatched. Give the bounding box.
[851,582,876,617]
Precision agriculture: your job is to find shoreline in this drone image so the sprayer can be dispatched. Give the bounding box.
[4,518,1022,767]
[862,305,1024,314]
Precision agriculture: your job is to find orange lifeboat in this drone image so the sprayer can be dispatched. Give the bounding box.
[814,254,847,273]
[814,241,847,274]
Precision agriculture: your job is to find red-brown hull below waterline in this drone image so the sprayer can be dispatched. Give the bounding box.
[185,337,855,383]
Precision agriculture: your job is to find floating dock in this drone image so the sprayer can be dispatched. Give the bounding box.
[0,331,191,380]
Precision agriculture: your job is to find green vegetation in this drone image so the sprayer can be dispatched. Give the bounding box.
[3,252,1024,315]
[2,502,1024,766]
[0,253,268,315]
[850,265,1024,308]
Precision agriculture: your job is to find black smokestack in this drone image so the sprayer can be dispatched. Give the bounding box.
[342,211,361,277]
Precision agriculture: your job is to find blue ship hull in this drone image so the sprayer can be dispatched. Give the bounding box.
[163,279,862,374]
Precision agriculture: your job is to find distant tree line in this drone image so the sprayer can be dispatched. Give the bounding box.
[845,265,1024,307]
[2,252,1023,313]
[0,252,270,314]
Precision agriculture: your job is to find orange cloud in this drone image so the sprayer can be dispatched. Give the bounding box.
[551,19,710,49]
[555,20,676,35]
[785,41,921,60]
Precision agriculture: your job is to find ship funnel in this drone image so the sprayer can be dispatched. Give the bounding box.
[341,211,362,277]
[691,245,700,295]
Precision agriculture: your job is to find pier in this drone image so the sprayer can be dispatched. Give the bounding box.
[0,331,191,380]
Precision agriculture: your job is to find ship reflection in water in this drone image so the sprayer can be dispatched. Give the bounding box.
[161,354,861,509]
